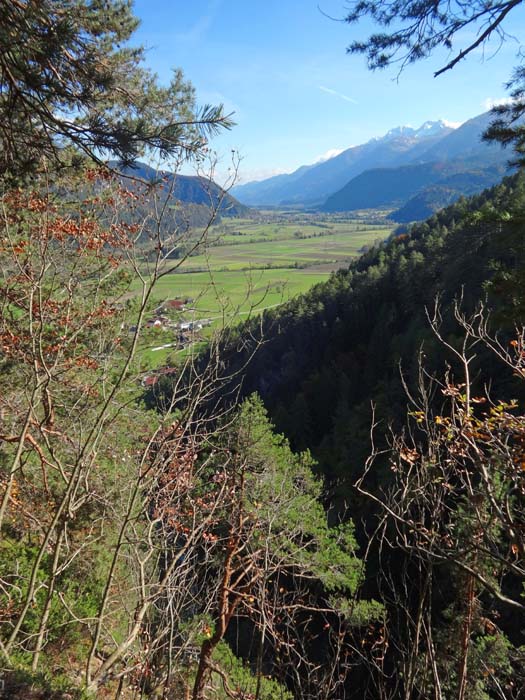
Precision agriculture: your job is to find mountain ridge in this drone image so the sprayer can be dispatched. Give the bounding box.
[232,112,510,216]
[232,119,455,206]
[111,160,248,218]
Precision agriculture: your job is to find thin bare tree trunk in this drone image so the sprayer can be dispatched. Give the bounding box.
[457,572,475,700]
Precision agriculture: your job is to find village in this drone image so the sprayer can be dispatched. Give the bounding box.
[135,297,212,388]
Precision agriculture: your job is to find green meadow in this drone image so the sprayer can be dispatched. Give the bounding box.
[145,267,332,314]
[183,229,388,270]
[134,212,393,366]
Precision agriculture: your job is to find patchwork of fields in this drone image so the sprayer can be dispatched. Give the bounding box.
[134,212,393,366]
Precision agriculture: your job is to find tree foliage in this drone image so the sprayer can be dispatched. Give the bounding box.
[344,0,523,76]
[0,3,251,696]
[0,166,305,698]
[0,0,233,179]
[343,0,525,159]
[357,305,525,699]
[184,396,368,700]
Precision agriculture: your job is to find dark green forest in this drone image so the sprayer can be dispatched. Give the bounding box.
[151,172,525,698]
[201,174,525,483]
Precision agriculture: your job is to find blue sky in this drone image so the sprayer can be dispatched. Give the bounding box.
[133,0,525,183]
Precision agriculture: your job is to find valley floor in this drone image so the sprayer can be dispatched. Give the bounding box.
[133,210,393,366]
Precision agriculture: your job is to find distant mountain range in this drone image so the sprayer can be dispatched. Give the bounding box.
[232,112,512,220]
[231,119,456,207]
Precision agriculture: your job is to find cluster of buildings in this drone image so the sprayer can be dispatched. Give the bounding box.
[129,297,211,334]
[138,298,213,388]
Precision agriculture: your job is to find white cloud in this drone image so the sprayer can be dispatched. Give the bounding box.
[319,86,358,104]
[313,148,345,163]
[483,97,514,111]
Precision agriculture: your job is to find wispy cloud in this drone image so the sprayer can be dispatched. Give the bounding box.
[236,167,292,184]
[319,86,358,104]
[176,0,222,44]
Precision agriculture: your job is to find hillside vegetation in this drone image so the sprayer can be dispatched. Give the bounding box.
[153,172,525,698]
[214,174,525,480]
[0,4,379,699]
[2,2,525,699]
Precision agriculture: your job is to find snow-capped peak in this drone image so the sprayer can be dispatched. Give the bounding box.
[414,119,454,138]
[381,125,416,140]
[376,119,457,143]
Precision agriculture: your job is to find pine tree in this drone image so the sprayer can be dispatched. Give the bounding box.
[0,0,233,179]
[343,0,525,158]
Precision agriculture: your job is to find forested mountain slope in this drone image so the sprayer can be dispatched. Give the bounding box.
[205,173,525,494]
[389,165,509,221]
[116,161,247,217]
[110,160,249,231]
[321,160,508,213]
[148,171,525,699]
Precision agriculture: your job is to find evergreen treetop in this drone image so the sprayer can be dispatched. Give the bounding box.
[0,0,233,179]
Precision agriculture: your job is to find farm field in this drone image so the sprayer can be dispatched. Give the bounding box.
[202,215,389,246]
[134,211,393,367]
[136,267,332,367]
[182,229,388,270]
[144,267,331,314]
